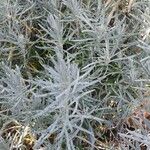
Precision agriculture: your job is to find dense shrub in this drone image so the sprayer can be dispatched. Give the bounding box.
[0,0,150,149]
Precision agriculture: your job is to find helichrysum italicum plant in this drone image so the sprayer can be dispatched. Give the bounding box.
[1,0,150,149]
[0,63,33,120]
[32,51,108,149]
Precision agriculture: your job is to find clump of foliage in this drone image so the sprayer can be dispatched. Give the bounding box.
[1,0,150,149]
